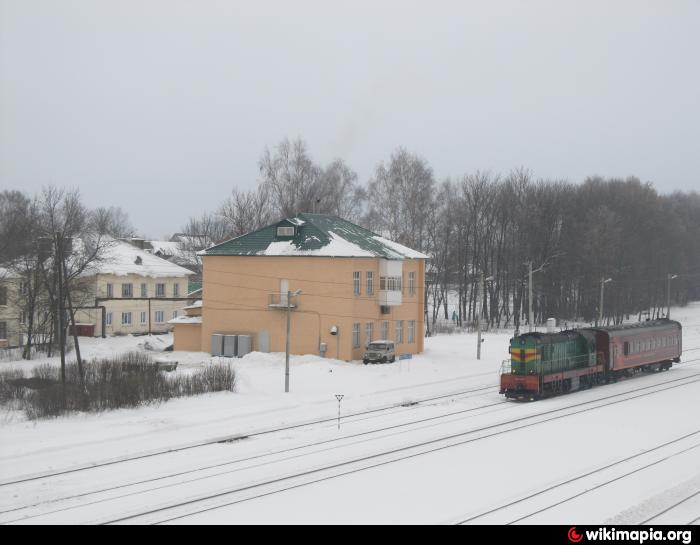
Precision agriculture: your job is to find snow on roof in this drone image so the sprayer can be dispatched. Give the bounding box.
[148,240,180,256]
[168,315,202,325]
[183,300,203,310]
[91,239,194,279]
[372,236,430,259]
[260,231,376,257]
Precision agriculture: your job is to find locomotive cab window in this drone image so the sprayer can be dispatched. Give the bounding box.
[624,342,629,356]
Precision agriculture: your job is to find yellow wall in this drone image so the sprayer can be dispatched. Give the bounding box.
[173,323,202,351]
[195,256,425,361]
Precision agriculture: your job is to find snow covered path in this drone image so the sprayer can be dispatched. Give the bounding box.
[1,305,700,524]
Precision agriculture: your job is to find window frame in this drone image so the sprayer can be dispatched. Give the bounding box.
[352,322,361,348]
[353,272,361,296]
[277,226,295,237]
[395,320,404,344]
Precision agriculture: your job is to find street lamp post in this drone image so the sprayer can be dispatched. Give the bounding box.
[667,274,678,319]
[476,273,494,360]
[285,289,302,393]
[598,277,613,326]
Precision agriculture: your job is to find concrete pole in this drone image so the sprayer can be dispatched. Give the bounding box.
[598,277,605,327]
[528,261,533,333]
[285,290,291,393]
[477,272,483,360]
[667,274,677,318]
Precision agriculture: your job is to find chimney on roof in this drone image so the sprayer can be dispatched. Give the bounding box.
[122,238,147,250]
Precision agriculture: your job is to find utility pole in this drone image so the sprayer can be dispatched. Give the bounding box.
[285,289,302,393]
[476,273,493,360]
[667,274,678,318]
[54,234,66,402]
[598,277,613,326]
[528,261,533,333]
[62,252,86,393]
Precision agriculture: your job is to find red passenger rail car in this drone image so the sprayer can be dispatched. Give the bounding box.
[585,319,682,377]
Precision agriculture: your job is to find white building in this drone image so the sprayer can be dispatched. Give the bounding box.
[73,240,195,336]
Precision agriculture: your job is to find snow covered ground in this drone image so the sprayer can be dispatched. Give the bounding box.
[1,304,699,525]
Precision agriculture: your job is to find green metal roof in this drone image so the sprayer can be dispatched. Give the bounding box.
[203,213,428,259]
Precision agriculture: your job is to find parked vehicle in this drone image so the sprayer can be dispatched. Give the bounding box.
[363,340,396,364]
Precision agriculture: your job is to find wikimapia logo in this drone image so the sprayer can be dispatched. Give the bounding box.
[567,527,693,545]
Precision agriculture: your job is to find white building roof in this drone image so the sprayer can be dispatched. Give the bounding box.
[90,239,194,279]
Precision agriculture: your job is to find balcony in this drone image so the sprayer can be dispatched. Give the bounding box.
[269,293,296,308]
[378,290,402,306]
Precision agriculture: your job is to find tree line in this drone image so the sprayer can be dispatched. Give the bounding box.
[3,138,699,344]
[178,137,700,330]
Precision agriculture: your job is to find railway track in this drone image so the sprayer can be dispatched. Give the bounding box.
[5,369,695,525]
[454,430,700,524]
[0,394,513,519]
[0,379,499,488]
[3,355,698,525]
[639,490,700,525]
[106,373,700,525]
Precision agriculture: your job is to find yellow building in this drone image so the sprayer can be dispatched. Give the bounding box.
[171,214,428,361]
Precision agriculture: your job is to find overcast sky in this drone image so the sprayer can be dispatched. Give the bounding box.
[1,0,699,237]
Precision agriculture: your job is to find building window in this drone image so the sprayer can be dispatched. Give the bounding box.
[395,320,404,343]
[141,283,147,297]
[365,322,373,345]
[0,322,6,340]
[381,320,389,340]
[277,226,295,237]
[122,284,133,298]
[121,312,132,326]
[156,284,166,297]
[173,283,180,297]
[106,312,113,326]
[106,284,113,298]
[353,272,361,296]
[140,311,147,325]
[352,323,360,348]
[0,287,6,306]
[155,311,164,323]
[172,311,178,319]
[380,276,402,291]
[408,272,416,295]
[366,272,374,296]
[408,320,415,343]
[19,281,28,295]
[19,311,27,325]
